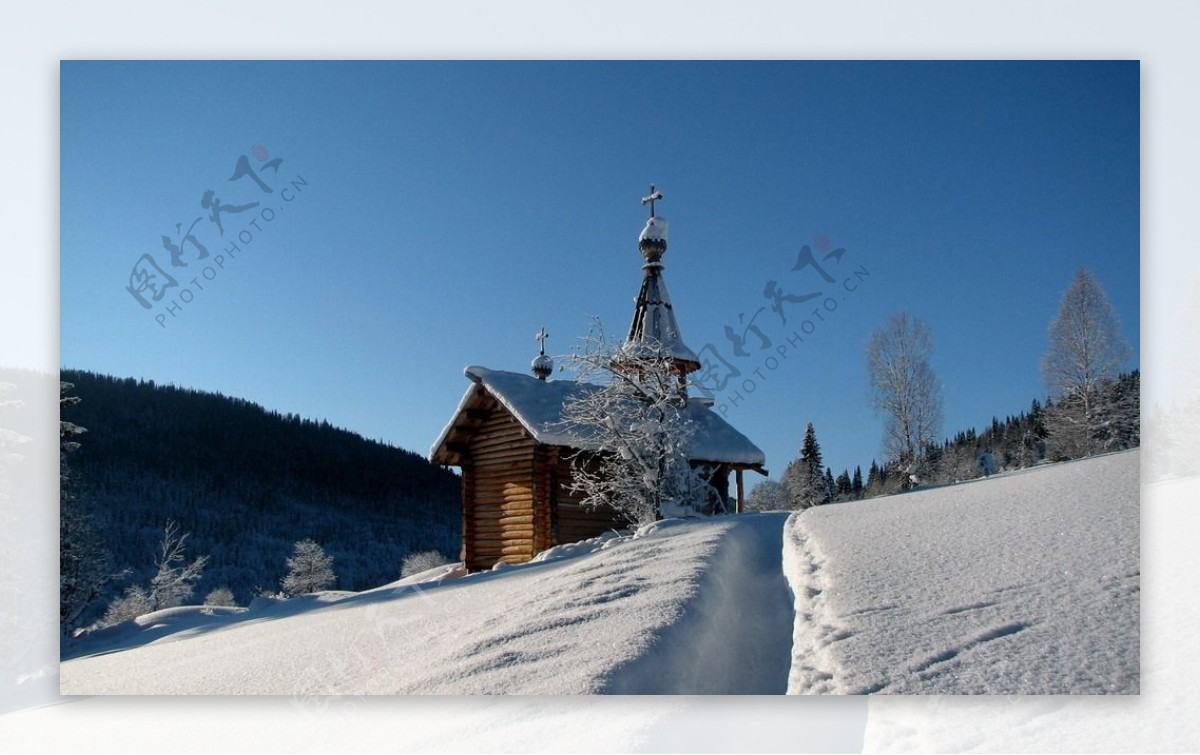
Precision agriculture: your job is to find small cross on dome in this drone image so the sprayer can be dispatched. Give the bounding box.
[641,185,663,218]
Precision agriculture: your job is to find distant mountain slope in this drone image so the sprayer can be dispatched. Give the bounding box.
[60,369,461,616]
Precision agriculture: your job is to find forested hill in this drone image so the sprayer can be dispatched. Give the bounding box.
[60,369,461,614]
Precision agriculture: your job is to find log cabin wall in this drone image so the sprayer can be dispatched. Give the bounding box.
[463,396,538,570]
[550,451,629,545]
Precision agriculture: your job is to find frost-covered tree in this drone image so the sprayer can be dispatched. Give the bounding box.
[866,312,943,483]
[204,586,237,607]
[744,479,790,511]
[281,539,336,595]
[59,381,122,633]
[147,520,209,611]
[99,585,152,628]
[401,549,451,577]
[1041,268,1132,458]
[555,323,698,525]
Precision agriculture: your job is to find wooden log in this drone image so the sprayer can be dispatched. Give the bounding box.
[473,482,530,493]
[473,531,536,541]
[474,470,532,479]
[465,444,532,463]
[472,506,532,517]
[469,428,532,446]
[472,483,533,495]
[473,515,534,527]
[471,539,535,550]
[472,512,534,524]
[472,522,535,533]
[473,490,533,502]
[473,479,533,490]
[473,495,534,506]
[473,462,533,473]
[472,477,533,490]
[470,499,534,510]
[471,441,529,455]
[472,494,534,504]
[472,512,533,522]
[499,550,533,559]
[475,518,534,527]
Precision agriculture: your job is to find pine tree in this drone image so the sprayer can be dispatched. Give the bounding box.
[823,468,836,504]
[783,423,829,508]
[851,466,864,499]
[835,469,852,501]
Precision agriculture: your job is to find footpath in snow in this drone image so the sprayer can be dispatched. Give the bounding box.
[783,450,1139,695]
[60,514,795,695]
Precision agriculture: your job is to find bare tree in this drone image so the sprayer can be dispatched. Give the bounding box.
[1041,267,1132,458]
[555,322,699,526]
[281,539,336,595]
[866,312,944,482]
[148,519,209,611]
[96,520,207,628]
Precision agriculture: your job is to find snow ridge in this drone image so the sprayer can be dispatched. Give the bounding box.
[783,514,855,694]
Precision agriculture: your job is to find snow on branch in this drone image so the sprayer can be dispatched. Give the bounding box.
[551,319,704,525]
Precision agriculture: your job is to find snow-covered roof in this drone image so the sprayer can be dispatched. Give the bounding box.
[430,366,765,467]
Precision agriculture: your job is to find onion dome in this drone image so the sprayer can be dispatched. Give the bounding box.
[531,326,553,380]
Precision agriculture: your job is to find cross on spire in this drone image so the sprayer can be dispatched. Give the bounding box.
[535,326,549,356]
[641,184,664,217]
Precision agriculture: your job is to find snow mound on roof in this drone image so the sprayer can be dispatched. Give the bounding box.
[639,215,668,243]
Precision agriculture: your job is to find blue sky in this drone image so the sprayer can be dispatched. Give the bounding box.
[60,61,1139,480]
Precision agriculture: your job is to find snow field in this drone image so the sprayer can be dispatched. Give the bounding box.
[61,517,791,695]
[785,449,1139,695]
[61,452,1139,700]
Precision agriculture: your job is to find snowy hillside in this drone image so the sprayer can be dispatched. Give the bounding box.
[60,451,1138,696]
[61,516,794,695]
[786,450,1138,695]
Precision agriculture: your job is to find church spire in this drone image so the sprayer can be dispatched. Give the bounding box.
[623,185,701,379]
